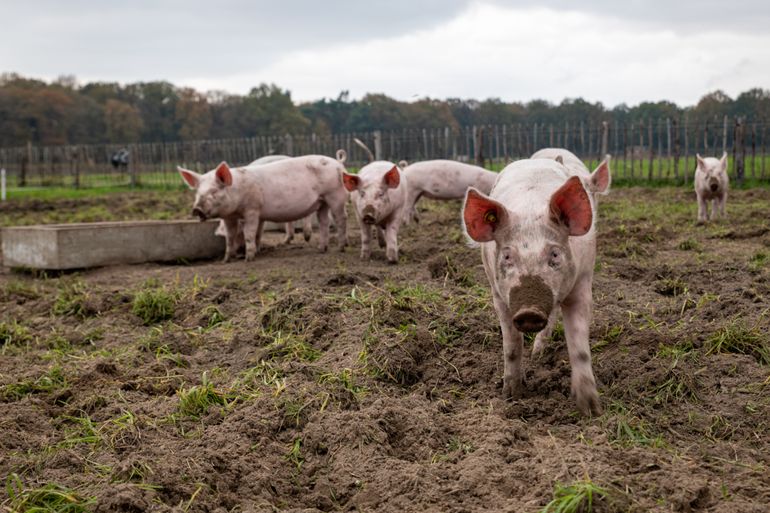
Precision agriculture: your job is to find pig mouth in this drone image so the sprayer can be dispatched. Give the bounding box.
[508,275,554,334]
[192,208,208,221]
[362,206,377,225]
[362,215,376,225]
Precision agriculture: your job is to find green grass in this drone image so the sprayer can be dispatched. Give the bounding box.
[52,280,94,318]
[132,287,177,325]
[56,415,100,449]
[4,474,96,513]
[285,437,304,471]
[540,478,610,513]
[177,372,231,418]
[1,365,68,401]
[706,319,770,365]
[266,334,321,362]
[0,320,32,349]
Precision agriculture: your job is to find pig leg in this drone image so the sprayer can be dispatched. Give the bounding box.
[255,220,265,253]
[696,193,708,223]
[222,218,240,263]
[360,224,373,260]
[376,227,386,248]
[719,193,727,218]
[282,222,294,245]
[317,205,330,252]
[242,215,262,261]
[384,219,401,264]
[302,216,313,242]
[492,294,524,399]
[562,278,601,416]
[402,188,422,224]
[330,202,347,251]
[532,307,560,356]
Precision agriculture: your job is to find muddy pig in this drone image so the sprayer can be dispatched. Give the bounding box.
[343,162,407,263]
[462,158,602,415]
[179,155,348,262]
[399,160,498,224]
[694,152,729,222]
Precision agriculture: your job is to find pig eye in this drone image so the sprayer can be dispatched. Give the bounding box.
[548,248,563,268]
[375,190,385,199]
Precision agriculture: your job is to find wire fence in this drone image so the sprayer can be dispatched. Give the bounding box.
[0,117,767,189]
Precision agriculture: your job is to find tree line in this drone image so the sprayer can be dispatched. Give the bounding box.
[1,72,769,147]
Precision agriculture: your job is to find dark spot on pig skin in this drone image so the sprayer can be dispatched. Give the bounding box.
[508,275,554,325]
[576,351,590,364]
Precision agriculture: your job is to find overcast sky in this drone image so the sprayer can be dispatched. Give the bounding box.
[3,0,770,107]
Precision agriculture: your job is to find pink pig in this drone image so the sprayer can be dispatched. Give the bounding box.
[462,157,606,415]
[694,152,729,222]
[343,162,407,264]
[399,160,498,224]
[179,155,348,262]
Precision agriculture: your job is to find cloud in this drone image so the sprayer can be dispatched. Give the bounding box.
[184,2,770,106]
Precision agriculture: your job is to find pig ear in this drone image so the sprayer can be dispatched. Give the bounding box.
[383,166,400,188]
[463,187,508,243]
[696,154,706,170]
[342,172,360,192]
[590,155,611,195]
[215,162,233,186]
[178,167,201,189]
[720,151,728,169]
[549,176,592,236]
[554,156,564,165]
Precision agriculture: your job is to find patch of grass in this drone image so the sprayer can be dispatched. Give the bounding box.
[4,474,96,513]
[285,437,304,471]
[652,362,700,404]
[593,324,624,353]
[176,372,231,418]
[132,287,177,325]
[317,368,367,404]
[431,437,475,464]
[654,277,688,297]
[2,280,40,300]
[1,365,68,401]
[52,280,95,318]
[705,319,770,365]
[102,410,141,450]
[203,305,225,329]
[0,320,32,350]
[237,360,285,397]
[56,414,100,448]
[604,402,666,448]
[749,252,768,271]
[678,238,702,251]
[266,334,321,362]
[540,478,610,513]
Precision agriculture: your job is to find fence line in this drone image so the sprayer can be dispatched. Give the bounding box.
[0,117,767,189]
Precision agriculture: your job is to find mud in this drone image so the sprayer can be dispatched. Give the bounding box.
[1,187,769,512]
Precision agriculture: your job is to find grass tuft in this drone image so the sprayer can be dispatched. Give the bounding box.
[0,320,32,350]
[1,365,68,401]
[177,372,230,418]
[706,319,770,365]
[540,478,609,513]
[52,280,95,318]
[132,287,176,325]
[4,473,96,513]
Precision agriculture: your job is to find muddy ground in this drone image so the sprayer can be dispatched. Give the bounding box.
[1,187,769,512]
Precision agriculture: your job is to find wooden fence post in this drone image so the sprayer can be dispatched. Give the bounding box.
[672,117,680,181]
[374,130,383,160]
[647,120,654,181]
[475,126,485,167]
[734,117,744,185]
[601,121,609,158]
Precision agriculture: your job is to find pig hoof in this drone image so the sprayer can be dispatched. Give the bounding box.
[502,377,524,400]
[573,388,602,417]
[304,232,312,242]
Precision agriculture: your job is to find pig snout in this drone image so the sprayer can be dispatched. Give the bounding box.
[513,308,548,333]
[362,205,376,225]
[508,275,554,333]
[710,182,719,192]
[192,207,207,221]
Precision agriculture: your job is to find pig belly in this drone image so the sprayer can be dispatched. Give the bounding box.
[259,189,321,222]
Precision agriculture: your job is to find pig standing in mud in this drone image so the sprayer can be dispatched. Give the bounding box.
[179,155,348,262]
[213,150,348,250]
[694,152,729,222]
[343,162,406,263]
[399,160,498,224]
[462,157,607,415]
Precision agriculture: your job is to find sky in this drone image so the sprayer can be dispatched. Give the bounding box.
[2,0,770,107]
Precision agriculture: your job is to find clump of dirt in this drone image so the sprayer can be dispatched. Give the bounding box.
[1,188,770,512]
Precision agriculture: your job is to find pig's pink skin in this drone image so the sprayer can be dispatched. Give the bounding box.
[694,153,729,222]
[531,148,611,196]
[344,161,407,264]
[401,160,498,224]
[462,158,602,416]
[180,155,348,262]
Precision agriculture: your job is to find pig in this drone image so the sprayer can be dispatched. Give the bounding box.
[399,160,498,224]
[462,157,603,415]
[179,155,348,262]
[343,162,407,263]
[531,148,611,196]
[694,152,729,222]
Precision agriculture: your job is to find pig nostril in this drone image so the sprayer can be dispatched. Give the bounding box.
[710,184,718,191]
[513,308,548,333]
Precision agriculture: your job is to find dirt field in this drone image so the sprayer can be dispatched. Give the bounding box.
[1,187,769,512]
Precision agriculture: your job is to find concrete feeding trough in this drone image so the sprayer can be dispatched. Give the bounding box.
[2,220,225,270]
